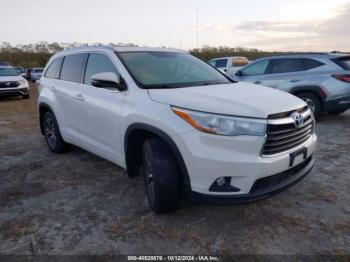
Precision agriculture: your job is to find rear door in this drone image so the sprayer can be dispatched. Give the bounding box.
[55,53,88,144]
[261,58,305,89]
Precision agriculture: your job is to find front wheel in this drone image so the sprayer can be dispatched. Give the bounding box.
[296,92,322,119]
[142,138,183,214]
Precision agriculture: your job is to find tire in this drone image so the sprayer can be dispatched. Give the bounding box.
[328,109,347,115]
[296,92,322,119]
[23,94,30,99]
[142,138,183,214]
[43,111,69,153]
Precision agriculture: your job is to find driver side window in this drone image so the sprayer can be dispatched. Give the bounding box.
[241,60,269,76]
[84,53,118,86]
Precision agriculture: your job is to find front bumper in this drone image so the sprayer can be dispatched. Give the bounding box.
[191,155,315,204]
[324,94,350,112]
[173,128,317,198]
[0,87,29,97]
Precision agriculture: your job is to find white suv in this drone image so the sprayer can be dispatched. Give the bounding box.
[38,46,317,214]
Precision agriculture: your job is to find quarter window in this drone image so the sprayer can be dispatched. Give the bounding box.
[84,53,117,85]
[269,59,304,74]
[241,60,269,76]
[45,57,63,79]
[301,58,324,70]
[60,54,87,83]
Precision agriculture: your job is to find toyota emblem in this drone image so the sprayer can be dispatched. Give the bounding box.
[291,112,304,127]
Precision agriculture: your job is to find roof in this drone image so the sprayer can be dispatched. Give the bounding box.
[53,46,186,57]
[209,56,248,60]
[256,52,350,61]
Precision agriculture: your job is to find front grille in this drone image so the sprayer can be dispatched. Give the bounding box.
[250,156,312,193]
[0,81,19,88]
[262,108,314,155]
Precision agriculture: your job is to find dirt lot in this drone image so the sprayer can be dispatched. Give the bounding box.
[0,85,349,256]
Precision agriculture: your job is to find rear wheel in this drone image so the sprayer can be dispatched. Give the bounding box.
[296,92,322,119]
[43,111,69,153]
[142,138,183,214]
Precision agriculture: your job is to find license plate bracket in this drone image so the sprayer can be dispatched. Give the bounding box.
[289,147,307,167]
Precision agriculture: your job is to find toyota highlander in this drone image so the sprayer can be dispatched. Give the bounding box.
[38,46,317,214]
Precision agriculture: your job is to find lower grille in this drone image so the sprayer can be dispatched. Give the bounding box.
[262,108,314,155]
[250,156,312,193]
[0,81,19,88]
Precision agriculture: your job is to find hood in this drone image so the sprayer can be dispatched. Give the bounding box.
[0,75,23,82]
[148,82,306,118]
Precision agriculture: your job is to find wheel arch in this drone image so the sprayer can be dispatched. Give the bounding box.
[290,85,326,110]
[39,102,54,135]
[124,123,191,191]
[290,85,327,102]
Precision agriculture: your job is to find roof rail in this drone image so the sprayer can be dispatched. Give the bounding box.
[263,52,330,57]
[63,45,115,51]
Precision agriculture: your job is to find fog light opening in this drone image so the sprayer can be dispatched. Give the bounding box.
[209,177,240,192]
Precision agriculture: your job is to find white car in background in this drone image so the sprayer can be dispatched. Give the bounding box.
[0,66,30,99]
[31,68,44,82]
[38,46,317,214]
[209,56,250,78]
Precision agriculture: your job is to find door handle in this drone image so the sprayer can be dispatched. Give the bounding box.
[254,81,262,84]
[75,93,85,101]
[290,79,300,83]
[49,86,56,92]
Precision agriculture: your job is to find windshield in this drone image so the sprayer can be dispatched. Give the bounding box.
[0,68,19,76]
[117,51,231,88]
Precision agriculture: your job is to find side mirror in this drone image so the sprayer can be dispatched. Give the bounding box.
[91,72,124,90]
[236,70,242,77]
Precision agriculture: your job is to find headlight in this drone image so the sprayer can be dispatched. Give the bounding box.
[172,106,267,136]
[17,80,27,85]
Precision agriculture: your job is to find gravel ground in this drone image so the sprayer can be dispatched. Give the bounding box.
[0,85,349,256]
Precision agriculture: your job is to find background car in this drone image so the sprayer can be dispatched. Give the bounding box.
[0,65,30,99]
[31,68,44,82]
[209,56,249,78]
[235,53,350,118]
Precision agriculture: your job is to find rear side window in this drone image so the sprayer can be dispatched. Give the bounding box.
[301,58,324,70]
[60,54,87,83]
[84,53,117,85]
[269,59,304,74]
[332,56,350,70]
[45,57,63,79]
[214,59,228,68]
[241,60,269,76]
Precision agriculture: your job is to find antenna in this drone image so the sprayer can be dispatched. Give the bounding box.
[196,8,199,50]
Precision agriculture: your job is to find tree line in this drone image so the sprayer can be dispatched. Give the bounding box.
[0,42,137,68]
[0,41,297,68]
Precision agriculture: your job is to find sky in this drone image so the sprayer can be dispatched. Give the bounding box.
[1,0,350,51]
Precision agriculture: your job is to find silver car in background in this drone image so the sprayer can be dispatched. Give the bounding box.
[235,53,350,118]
